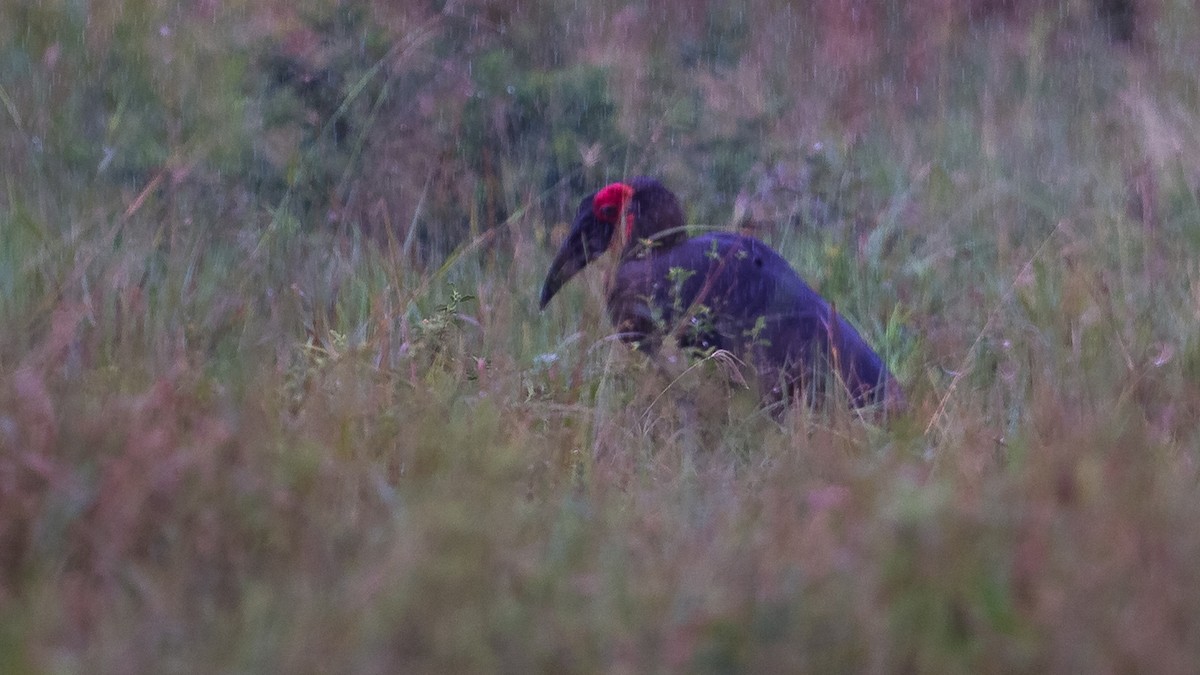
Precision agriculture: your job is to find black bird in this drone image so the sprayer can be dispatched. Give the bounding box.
[540,177,900,411]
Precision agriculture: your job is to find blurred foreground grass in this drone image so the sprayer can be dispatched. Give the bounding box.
[4,0,1200,672]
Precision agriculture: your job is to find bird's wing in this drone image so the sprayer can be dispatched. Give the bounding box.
[609,233,891,402]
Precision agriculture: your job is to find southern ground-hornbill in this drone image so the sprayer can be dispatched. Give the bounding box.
[539,177,899,411]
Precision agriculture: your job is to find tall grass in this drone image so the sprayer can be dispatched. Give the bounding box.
[3,0,1200,672]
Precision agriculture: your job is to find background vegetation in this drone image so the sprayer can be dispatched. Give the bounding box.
[4,0,1200,671]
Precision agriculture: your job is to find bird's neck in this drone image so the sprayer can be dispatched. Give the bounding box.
[619,228,689,261]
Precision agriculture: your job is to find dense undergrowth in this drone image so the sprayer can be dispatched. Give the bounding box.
[4,0,1200,672]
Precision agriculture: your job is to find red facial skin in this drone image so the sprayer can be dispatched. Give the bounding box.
[593,183,635,247]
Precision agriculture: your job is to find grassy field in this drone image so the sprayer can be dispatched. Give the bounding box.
[4,0,1200,672]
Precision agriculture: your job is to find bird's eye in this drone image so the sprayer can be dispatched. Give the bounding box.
[598,205,618,221]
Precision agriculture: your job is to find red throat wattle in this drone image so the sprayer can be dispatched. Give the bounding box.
[594,182,635,244]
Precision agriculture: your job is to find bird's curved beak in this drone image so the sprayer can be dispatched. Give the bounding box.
[539,194,615,309]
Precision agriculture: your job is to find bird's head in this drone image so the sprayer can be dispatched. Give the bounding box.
[539,178,685,310]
